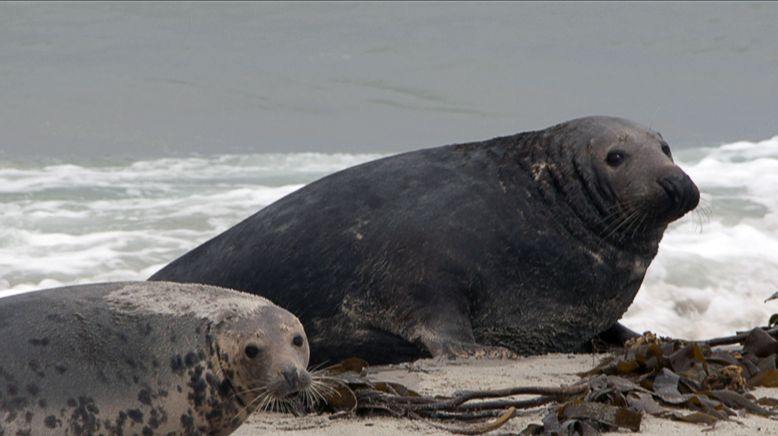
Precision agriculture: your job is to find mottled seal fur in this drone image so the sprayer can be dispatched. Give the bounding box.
[151,116,700,364]
[0,281,311,436]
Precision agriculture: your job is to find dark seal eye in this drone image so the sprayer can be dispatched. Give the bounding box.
[244,344,260,359]
[292,335,304,347]
[606,150,626,167]
[661,144,672,158]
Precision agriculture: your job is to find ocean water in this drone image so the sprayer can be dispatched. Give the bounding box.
[2,3,777,159]
[1,140,777,341]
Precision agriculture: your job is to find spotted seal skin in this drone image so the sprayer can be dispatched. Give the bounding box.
[0,281,311,436]
[151,116,700,364]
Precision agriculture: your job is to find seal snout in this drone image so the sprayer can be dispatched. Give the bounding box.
[658,172,700,216]
[280,365,312,394]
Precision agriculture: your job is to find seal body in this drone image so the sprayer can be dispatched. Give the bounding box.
[0,281,311,436]
[151,116,700,364]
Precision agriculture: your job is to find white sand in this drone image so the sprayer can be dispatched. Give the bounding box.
[234,354,778,435]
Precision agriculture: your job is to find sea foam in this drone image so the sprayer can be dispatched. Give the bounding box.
[1,142,777,340]
[623,135,778,338]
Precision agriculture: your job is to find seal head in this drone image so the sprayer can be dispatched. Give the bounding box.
[525,116,700,252]
[214,306,311,412]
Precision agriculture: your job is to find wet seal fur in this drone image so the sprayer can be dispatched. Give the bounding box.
[151,116,700,364]
[0,281,311,435]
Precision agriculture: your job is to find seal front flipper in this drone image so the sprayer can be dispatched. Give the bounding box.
[577,322,641,352]
[596,322,640,346]
[400,301,517,360]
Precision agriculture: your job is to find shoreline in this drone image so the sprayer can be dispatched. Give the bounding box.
[235,354,778,435]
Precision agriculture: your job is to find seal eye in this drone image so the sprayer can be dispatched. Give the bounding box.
[661,144,672,158]
[606,151,626,167]
[244,344,260,359]
[292,335,304,347]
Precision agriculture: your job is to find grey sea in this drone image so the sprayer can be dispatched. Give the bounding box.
[1,2,777,340]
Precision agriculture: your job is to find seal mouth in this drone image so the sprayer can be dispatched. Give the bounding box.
[269,366,313,399]
[238,371,314,415]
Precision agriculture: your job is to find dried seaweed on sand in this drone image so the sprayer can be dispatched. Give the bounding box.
[286,323,778,435]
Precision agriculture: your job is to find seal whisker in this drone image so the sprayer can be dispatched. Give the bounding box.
[306,383,325,405]
[259,394,274,412]
[601,196,644,215]
[620,207,645,240]
[625,213,651,239]
[309,387,326,405]
[600,209,627,226]
[601,207,641,241]
[305,383,321,401]
[307,360,332,374]
[598,197,646,230]
[310,376,347,394]
[629,214,648,241]
[613,214,637,243]
[309,379,337,402]
[301,389,312,408]
[691,199,712,233]
[262,393,276,412]
[310,373,348,384]
[253,394,269,414]
[623,212,646,242]
[310,388,323,405]
[617,209,643,239]
[603,196,643,213]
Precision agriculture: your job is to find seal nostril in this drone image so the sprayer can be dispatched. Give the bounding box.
[659,177,680,205]
[659,173,699,212]
[282,367,299,389]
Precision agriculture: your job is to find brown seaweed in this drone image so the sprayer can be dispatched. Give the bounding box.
[300,321,778,435]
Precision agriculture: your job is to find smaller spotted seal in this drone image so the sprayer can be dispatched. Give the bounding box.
[0,281,312,436]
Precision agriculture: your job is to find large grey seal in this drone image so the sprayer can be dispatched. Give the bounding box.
[0,281,312,436]
[151,116,700,364]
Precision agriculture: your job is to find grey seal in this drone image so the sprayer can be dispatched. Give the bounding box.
[151,116,700,364]
[0,281,312,435]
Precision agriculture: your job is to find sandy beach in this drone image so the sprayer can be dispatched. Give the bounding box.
[236,354,778,435]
